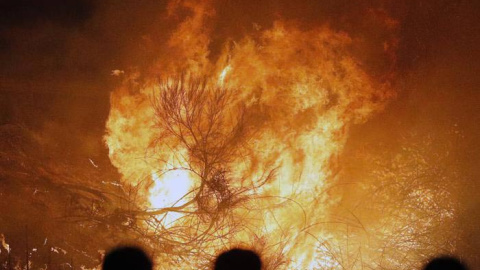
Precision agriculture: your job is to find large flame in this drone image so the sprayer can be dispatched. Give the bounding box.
[104,0,396,268]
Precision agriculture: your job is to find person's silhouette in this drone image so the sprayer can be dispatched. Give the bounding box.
[214,248,262,270]
[102,246,152,270]
[423,256,468,270]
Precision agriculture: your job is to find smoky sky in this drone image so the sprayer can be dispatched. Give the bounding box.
[0,0,479,155]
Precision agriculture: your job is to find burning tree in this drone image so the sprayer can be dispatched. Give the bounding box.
[150,75,260,217]
[119,75,278,267]
[104,7,397,268]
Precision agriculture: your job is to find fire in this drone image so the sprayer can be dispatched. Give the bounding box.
[218,65,231,85]
[149,154,195,227]
[150,169,192,210]
[0,234,10,253]
[104,0,396,268]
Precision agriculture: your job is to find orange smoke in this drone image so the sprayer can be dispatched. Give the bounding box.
[104,0,396,268]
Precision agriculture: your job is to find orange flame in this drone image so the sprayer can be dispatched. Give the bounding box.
[104,1,396,268]
[0,234,10,253]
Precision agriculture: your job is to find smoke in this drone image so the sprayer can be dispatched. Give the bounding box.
[338,0,480,268]
[0,0,397,134]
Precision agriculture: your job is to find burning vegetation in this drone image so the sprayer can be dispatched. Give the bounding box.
[104,1,397,268]
[1,0,479,269]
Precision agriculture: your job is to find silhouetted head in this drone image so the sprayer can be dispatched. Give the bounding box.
[103,246,153,270]
[423,256,468,270]
[214,248,262,270]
